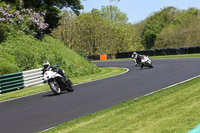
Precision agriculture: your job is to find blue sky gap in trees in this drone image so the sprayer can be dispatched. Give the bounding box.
[81,0,200,23]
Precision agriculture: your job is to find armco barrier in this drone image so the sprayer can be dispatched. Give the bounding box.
[23,68,44,88]
[0,72,24,93]
[0,68,44,94]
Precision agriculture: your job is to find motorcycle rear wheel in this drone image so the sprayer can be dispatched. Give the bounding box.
[49,81,61,95]
[140,63,144,68]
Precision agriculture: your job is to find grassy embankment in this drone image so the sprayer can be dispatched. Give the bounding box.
[150,54,200,59]
[0,30,99,77]
[0,30,126,101]
[42,75,200,133]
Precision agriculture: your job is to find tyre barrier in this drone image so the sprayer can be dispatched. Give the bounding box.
[115,46,200,58]
[87,46,200,60]
[0,68,44,94]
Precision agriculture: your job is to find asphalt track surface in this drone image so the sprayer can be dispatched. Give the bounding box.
[1,58,200,133]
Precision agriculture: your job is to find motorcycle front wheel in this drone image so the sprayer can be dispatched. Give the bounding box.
[49,81,61,95]
[66,80,74,92]
[149,64,153,68]
[149,62,153,68]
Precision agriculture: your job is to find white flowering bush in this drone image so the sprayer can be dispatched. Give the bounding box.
[0,4,48,38]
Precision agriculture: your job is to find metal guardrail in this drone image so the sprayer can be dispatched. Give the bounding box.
[0,68,44,94]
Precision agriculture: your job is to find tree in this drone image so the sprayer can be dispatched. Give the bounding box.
[1,0,83,33]
[100,5,128,24]
[141,7,177,49]
[154,8,200,49]
[51,5,144,56]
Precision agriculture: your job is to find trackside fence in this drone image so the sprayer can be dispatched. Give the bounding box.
[0,68,44,94]
[87,46,200,60]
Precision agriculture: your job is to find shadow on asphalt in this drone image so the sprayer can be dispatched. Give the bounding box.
[138,67,154,71]
[42,91,69,97]
[131,65,154,69]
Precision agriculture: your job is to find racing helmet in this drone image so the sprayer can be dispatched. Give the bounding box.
[132,52,137,58]
[43,61,50,70]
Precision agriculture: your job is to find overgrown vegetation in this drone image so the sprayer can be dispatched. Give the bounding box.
[0,0,83,33]
[0,29,100,77]
[140,7,200,49]
[51,5,144,56]
[52,6,200,56]
[0,3,99,76]
[0,4,48,39]
[154,8,200,49]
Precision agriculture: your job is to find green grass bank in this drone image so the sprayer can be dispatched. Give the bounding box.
[0,29,127,101]
[0,30,99,77]
[150,53,200,59]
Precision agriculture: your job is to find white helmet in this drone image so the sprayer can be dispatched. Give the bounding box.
[132,52,137,58]
[133,52,137,55]
[43,61,50,70]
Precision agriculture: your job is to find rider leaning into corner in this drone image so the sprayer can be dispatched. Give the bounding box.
[42,61,72,85]
[132,52,142,65]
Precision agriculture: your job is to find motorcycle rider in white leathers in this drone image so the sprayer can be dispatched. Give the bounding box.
[42,61,71,84]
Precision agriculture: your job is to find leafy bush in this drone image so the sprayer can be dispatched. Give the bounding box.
[141,7,177,49]
[0,23,7,42]
[15,48,37,70]
[0,4,48,38]
[0,55,18,75]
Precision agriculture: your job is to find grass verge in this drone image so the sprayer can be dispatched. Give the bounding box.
[150,53,200,59]
[0,67,126,102]
[41,76,200,133]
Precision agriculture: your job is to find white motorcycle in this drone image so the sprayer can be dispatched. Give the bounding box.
[43,70,74,95]
[140,55,153,68]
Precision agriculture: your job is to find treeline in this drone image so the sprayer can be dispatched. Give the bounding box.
[52,6,200,56]
[51,5,144,56]
[140,7,200,49]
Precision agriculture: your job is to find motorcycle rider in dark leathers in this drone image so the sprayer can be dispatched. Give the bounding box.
[132,52,142,65]
[42,61,72,84]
